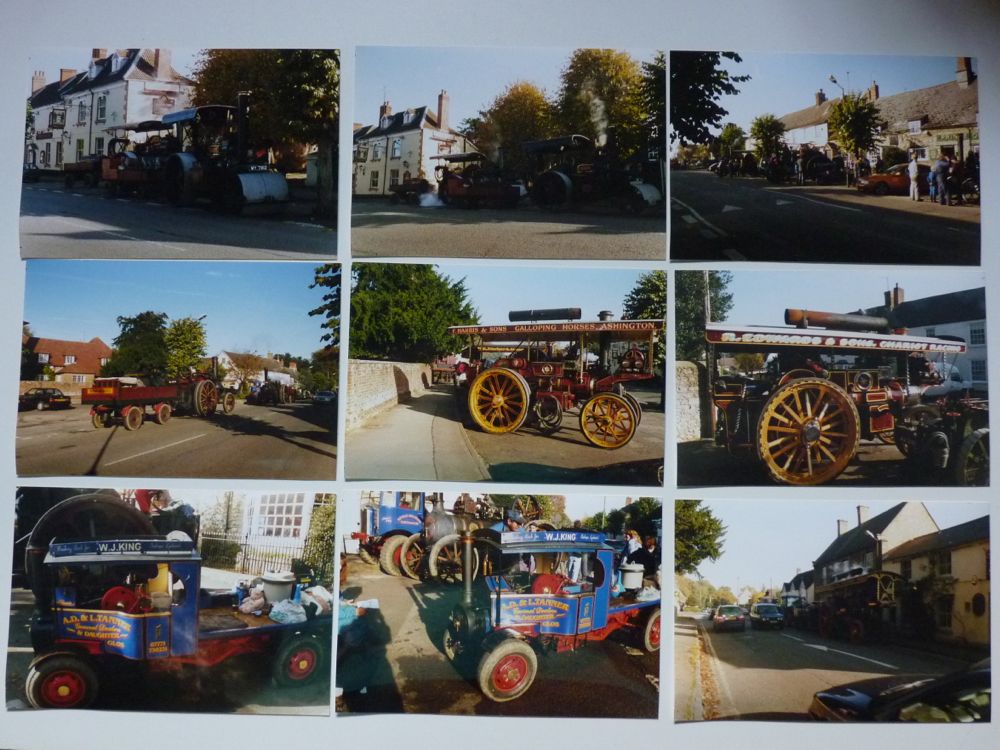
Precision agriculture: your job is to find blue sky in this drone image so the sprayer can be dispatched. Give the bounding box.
[687,52,974,137]
[355,46,658,130]
[684,500,988,596]
[433,264,659,324]
[22,260,333,358]
[694,268,987,326]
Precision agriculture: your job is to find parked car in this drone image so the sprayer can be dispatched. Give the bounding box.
[19,388,72,412]
[857,163,931,196]
[749,602,785,630]
[313,390,337,406]
[810,659,990,722]
[712,604,746,632]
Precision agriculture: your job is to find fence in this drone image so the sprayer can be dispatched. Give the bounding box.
[199,532,334,584]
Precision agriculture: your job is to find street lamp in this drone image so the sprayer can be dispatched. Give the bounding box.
[828,75,845,98]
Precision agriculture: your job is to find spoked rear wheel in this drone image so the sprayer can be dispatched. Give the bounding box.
[578,393,637,449]
[468,368,530,434]
[954,428,989,486]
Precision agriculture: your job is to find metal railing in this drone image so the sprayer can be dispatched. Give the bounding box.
[199,532,333,582]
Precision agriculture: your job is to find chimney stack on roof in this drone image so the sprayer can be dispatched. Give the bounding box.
[815,89,827,106]
[154,49,172,80]
[837,519,849,536]
[867,81,879,102]
[857,505,870,526]
[31,70,46,94]
[437,89,450,131]
[92,49,107,61]
[59,68,77,84]
[956,57,975,88]
[378,100,392,121]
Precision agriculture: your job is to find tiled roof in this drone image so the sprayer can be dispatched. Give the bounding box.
[31,50,193,104]
[813,503,908,567]
[780,98,838,131]
[24,335,112,374]
[884,515,989,561]
[863,287,986,327]
[354,105,439,142]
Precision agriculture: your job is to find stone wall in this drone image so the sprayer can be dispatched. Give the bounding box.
[675,361,708,441]
[346,359,433,431]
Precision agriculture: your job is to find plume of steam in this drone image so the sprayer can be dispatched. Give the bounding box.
[579,80,608,147]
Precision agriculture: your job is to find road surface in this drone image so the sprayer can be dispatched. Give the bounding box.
[338,555,660,717]
[16,401,336,479]
[352,199,666,260]
[20,182,337,259]
[676,611,975,721]
[671,170,980,265]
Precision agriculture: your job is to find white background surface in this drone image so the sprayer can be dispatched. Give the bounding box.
[0,0,997,748]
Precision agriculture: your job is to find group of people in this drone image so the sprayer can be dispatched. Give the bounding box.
[909,151,976,205]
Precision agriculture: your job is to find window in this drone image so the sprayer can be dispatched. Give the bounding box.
[100,357,109,366]
[37,353,49,364]
[72,374,87,384]
[55,142,63,167]
[64,355,76,365]
[93,137,104,157]
[96,95,107,122]
[42,143,50,167]
[372,142,384,160]
[971,360,987,381]
[75,139,85,162]
[391,138,402,159]
[900,559,912,580]
[930,550,952,576]
[77,101,87,125]
[935,594,954,628]
[908,119,924,134]
[969,322,985,346]
[912,147,928,160]
[369,170,379,190]
[389,169,400,188]
[353,146,369,163]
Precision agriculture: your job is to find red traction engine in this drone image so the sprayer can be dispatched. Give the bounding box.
[450,308,662,449]
[82,372,236,431]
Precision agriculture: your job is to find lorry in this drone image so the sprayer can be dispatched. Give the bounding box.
[352,492,430,576]
[21,494,331,708]
[442,529,660,702]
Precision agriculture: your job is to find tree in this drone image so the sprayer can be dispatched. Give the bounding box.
[21,323,42,381]
[674,271,733,362]
[192,49,340,218]
[301,494,336,584]
[622,270,667,372]
[556,49,646,159]
[714,586,737,605]
[308,264,342,351]
[732,352,765,375]
[463,81,554,177]
[200,491,244,536]
[225,352,268,392]
[675,143,712,167]
[164,317,208,378]
[675,499,726,575]
[717,122,746,156]
[827,92,881,160]
[102,311,168,377]
[749,113,786,160]
[640,52,666,158]
[669,51,749,145]
[348,264,478,361]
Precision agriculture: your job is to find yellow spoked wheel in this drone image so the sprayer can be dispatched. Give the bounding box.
[468,368,530,434]
[578,393,638,449]
[756,377,860,485]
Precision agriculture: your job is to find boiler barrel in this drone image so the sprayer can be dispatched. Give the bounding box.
[785,308,891,332]
[509,308,582,322]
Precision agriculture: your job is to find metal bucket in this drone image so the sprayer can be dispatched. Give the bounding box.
[620,563,645,590]
[262,571,296,603]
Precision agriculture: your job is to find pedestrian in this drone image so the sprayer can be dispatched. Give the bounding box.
[907,154,921,201]
[928,168,937,202]
[933,154,950,205]
[796,152,806,185]
[948,157,964,206]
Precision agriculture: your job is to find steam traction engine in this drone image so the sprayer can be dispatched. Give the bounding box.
[707,309,969,485]
[450,308,662,450]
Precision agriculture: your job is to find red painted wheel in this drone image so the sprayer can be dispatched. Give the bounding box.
[477,639,537,702]
[122,405,143,431]
[26,655,98,709]
[643,608,661,652]
[273,635,326,687]
[153,403,172,425]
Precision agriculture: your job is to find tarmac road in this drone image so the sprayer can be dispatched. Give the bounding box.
[670,170,980,264]
[16,401,336,479]
[337,555,660,718]
[351,199,666,260]
[20,182,337,259]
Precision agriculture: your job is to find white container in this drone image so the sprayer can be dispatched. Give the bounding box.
[620,563,645,590]
[262,571,296,603]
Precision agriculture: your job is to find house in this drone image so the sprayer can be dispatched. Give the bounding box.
[882,515,990,646]
[27,48,194,171]
[22,334,112,387]
[352,90,474,197]
[216,351,297,391]
[773,58,979,163]
[862,284,987,393]
[780,569,814,607]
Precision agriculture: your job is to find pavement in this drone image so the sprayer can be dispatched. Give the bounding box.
[673,612,703,722]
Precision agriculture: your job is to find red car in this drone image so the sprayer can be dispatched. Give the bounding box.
[856,163,930,196]
[712,604,746,632]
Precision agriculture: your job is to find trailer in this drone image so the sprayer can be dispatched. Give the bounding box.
[81,374,236,431]
[21,495,332,709]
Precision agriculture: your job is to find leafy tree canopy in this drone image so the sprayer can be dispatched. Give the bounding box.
[675,499,726,574]
[640,52,666,154]
[103,311,168,377]
[308,263,342,353]
[623,270,667,369]
[718,122,746,155]
[827,92,881,158]
[164,316,207,379]
[749,113,786,160]
[674,271,733,362]
[464,81,555,177]
[669,51,749,145]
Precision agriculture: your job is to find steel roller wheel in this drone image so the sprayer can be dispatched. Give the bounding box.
[378,535,407,576]
[954,428,989,487]
[756,377,860,486]
[428,534,479,585]
[468,368,530,434]
[532,394,563,435]
[193,380,219,417]
[221,391,237,414]
[578,393,638,449]
[122,405,143,431]
[399,534,425,580]
[643,607,661,652]
[272,633,327,688]
[153,403,172,426]
[26,654,99,709]
[477,639,538,702]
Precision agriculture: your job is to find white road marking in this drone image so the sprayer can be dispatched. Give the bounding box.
[721,204,742,213]
[671,197,730,238]
[283,221,324,230]
[776,199,794,206]
[102,433,206,467]
[71,193,83,197]
[801,641,899,670]
[723,248,747,261]
[410,588,427,609]
[681,215,697,224]
[781,633,804,642]
[6,646,33,654]
[763,189,863,213]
